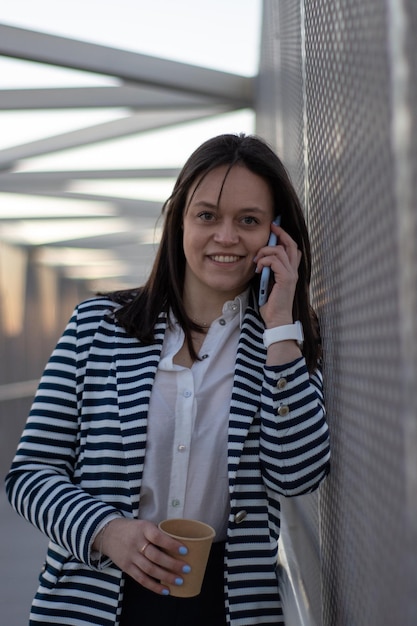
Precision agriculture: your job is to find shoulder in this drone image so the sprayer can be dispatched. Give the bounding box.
[75,295,123,319]
[69,296,130,338]
[76,289,138,312]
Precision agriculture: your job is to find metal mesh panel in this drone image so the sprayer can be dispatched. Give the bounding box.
[257,1,306,203]
[258,3,323,625]
[306,1,416,623]
[274,1,306,200]
[258,0,417,624]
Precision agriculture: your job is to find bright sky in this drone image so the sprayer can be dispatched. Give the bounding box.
[0,0,261,74]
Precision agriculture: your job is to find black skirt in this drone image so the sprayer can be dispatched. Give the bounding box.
[120,541,227,626]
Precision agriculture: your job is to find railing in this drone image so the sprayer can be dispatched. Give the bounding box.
[278,515,317,626]
[0,380,39,402]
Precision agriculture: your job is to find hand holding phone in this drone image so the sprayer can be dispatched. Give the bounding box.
[258,216,281,307]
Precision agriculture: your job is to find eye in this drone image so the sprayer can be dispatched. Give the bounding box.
[240,215,259,225]
[197,211,216,222]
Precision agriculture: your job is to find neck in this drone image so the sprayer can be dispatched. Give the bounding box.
[186,304,223,328]
[182,271,246,327]
[183,292,226,328]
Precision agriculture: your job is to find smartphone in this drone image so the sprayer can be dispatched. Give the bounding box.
[258,216,281,307]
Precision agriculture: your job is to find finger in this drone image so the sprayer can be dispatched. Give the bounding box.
[272,242,300,273]
[256,246,293,275]
[131,551,187,595]
[256,235,296,263]
[128,563,171,596]
[136,556,185,590]
[276,234,300,265]
[276,245,300,273]
[271,227,300,262]
[137,541,191,580]
[274,225,297,247]
[137,523,188,563]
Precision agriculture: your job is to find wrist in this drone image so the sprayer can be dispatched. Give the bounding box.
[263,313,294,329]
[92,516,121,553]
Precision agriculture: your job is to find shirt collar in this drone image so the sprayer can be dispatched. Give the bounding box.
[221,289,249,328]
[168,289,249,330]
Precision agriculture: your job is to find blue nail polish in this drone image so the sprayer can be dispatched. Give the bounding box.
[162,589,170,596]
[182,565,191,574]
[178,546,188,555]
[175,577,184,586]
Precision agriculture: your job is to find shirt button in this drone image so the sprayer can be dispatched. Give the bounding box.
[177,444,186,452]
[171,499,181,507]
[183,390,192,398]
[230,303,238,311]
[277,378,287,390]
[219,318,226,326]
[201,354,209,359]
[278,405,290,417]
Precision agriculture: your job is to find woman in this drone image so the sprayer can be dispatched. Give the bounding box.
[6,133,330,625]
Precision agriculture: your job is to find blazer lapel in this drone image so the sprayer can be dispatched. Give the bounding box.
[115,317,166,516]
[228,303,266,489]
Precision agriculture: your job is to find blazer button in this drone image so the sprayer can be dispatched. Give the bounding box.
[234,510,247,524]
[277,377,287,390]
[278,405,290,416]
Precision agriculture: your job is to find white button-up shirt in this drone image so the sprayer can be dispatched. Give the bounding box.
[138,292,248,541]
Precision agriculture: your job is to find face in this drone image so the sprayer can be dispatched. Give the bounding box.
[182,164,274,302]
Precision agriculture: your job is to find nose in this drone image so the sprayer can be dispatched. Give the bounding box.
[213,221,239,245]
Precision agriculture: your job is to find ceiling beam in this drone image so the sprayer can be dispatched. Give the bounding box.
[36,231,154,249]
[0,107,232,169]
[0,168,181,184]
[0,168,180,193]
[0,24,254,104]
[0,187,163,218]
[0,85,220,110]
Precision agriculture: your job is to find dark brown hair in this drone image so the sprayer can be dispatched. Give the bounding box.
[107,133,321,371]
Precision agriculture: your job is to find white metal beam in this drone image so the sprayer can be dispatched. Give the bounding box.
[37,231,152,249]
[0,169,181,195]
[0,24,254,104]
[0,85,220,110]
[0,187,162,218]
[0,168,181,184]
[0,107,232,169]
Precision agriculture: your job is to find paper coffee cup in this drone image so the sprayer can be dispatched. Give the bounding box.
[158,518,216,597]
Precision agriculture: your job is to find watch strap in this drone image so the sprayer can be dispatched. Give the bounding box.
[263,321,304,348]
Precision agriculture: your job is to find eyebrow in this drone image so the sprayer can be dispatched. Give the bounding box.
[191,201,268,214]
[192,200,218,209]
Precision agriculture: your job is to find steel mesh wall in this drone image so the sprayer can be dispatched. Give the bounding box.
[257,0,306,203]
[257,1,417,625]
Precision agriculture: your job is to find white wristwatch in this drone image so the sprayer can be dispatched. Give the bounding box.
[263,321,304,348]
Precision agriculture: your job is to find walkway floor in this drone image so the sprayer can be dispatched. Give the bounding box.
[0,488,47,626]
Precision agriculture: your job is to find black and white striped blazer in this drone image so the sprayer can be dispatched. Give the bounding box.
[6,295,330,626]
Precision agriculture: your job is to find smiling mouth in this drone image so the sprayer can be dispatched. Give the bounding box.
[209,255,242,263]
